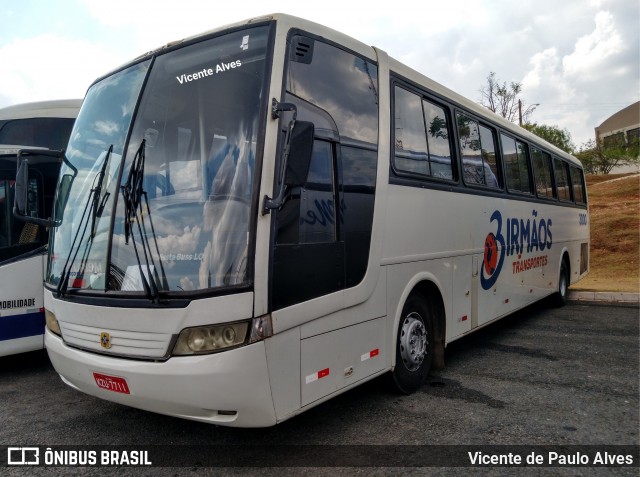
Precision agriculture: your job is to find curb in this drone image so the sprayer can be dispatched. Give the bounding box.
[568,290,640,305]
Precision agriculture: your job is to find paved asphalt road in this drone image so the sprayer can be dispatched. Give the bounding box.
[1,301,638,476]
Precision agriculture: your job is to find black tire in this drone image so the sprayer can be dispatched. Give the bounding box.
[554,259,569,307]
[391,293,434,394]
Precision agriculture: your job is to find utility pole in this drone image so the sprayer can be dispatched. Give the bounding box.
[518,99,523,126]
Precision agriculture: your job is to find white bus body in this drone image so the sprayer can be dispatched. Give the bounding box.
[0,99,82,357]
[40,15,588,426]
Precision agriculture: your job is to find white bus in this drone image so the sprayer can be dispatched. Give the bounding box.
[0,99,82,357]
[21,15,588,426]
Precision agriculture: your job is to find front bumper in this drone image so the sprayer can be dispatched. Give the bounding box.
[45,328,277,427]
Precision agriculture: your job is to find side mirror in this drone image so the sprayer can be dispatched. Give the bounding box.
[13,149,63,227]
[284,121,314,187]
[263,112,315,214]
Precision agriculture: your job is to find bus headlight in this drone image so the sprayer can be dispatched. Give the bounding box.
[172,322,250,355]
[45,309,62,337]
[172,315,273,356]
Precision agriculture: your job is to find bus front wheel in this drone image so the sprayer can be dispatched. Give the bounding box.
[391,293,434,394]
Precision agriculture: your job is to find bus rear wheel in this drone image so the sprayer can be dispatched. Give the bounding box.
[391,293,433,394]
[554,259,569,307]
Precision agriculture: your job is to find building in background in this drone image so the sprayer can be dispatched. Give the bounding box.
[594,101,640,173]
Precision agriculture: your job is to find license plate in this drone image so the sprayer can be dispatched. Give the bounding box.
[93,372,130,394]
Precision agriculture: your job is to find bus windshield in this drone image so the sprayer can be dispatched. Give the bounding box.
[47,25,270,295]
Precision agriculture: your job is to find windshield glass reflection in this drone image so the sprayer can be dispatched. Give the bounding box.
[108,26,269,292]
[47,61,150,290]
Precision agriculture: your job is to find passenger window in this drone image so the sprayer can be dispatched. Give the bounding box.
[479,125,500,188]
[394,87,429,176]
[570,166,586,204]
[393,86,453,180]
[458,114,482,185]
[457,113,500,188]
[423,100,453,180]
[554,158,571,201]
[501,133,532,194]
[532,147,555,199]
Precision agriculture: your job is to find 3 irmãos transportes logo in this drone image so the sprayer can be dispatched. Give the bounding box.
[481,210,505,290]
[481,209,554,290]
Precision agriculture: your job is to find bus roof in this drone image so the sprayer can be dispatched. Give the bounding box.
[0,99,83,120]
[92,13,582,166]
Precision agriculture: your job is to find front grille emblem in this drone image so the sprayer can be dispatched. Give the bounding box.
[100,332,112,349]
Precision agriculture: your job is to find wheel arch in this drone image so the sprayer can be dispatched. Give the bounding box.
[391,273,447,371]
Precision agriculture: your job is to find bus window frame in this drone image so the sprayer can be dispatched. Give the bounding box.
[569,164,587,205]
[390,79,459,185]
[553,157,573,203]
[454,108,504,192]
[500,131,534,197]
[531,145,557,201]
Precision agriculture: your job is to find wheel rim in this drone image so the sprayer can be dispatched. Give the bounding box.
[399,312,428,372]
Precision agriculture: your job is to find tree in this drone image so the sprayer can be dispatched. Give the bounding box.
[522,123,575,153]
[479,72,537,124]
[575,138,640,174]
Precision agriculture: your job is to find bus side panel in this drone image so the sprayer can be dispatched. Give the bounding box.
[0,254,45,357]
[475,201,585,325]
[385,259,452,348]
[300,267,387,339]
[300,317,386,407]
[265,327,301,421]
[451,255,473,339]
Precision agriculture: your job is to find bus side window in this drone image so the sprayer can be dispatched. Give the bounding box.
[554,158,571,201]
[570,166,587,204]
[457,113,500,188]
[393,87,454,181]
[532,147,555,199]
[394,87,429,176]
[423,99,453,180]
[479,124,500,188]
[501,133,532,194]
[457,113,482,185]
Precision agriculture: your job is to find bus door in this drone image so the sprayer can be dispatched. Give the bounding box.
[270,34,381,407]
[0,167,47,356]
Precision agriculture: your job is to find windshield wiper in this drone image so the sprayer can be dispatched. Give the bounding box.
[56,145,113,297]
[121,139,169,303]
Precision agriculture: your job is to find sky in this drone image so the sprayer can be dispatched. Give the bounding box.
[1,0,638,148]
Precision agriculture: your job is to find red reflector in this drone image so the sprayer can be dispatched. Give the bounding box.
[370,348,379,358]
[318,368,330,379]
[39,307,44,313]
[461,315,468,321]
[93,372,130,394]
[504,299,510,304]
